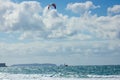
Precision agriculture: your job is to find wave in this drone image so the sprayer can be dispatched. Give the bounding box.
[87,75,120,78]
[0,72,120,80]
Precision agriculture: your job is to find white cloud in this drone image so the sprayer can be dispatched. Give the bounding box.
[66,1,100,15]
[0,40,120,65]
[0,0,120,41]
[0,0,120,65]
[108,5,120,15]
[0,0,43,32]
[43,8,67,30]
[19,31,44,40]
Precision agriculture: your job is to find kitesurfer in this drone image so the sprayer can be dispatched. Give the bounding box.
[48,3,56,9]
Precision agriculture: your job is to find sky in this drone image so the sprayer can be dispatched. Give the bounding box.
[0,0,120,65]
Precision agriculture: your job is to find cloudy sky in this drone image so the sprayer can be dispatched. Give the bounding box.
[0,0,120,65]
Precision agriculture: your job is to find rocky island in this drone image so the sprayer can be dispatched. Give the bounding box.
[11,63,57,67]
[0,63,7,67]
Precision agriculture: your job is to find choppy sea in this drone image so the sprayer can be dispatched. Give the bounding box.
[0,65,120,80]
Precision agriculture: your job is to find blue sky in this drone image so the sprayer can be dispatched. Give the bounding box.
[0,0,120,65]
[12,0,120,16]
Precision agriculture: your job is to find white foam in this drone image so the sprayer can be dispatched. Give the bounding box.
[87,75,120,78]
[0,73,120,80]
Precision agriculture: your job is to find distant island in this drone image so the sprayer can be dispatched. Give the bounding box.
[0,63,7,67]
[11,63,57,67]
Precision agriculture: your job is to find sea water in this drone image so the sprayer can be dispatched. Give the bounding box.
[0,65,120,80]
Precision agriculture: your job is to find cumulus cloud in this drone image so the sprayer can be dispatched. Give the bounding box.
[0,0,43,32]
[0,0,120,41]
[0,0,120,65]
[66,1,100,15]
[108,5,120,15]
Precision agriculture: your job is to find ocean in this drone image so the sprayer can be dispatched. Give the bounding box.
[0,65,120,80]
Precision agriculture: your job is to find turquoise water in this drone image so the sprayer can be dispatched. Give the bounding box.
[0,65,120,78]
